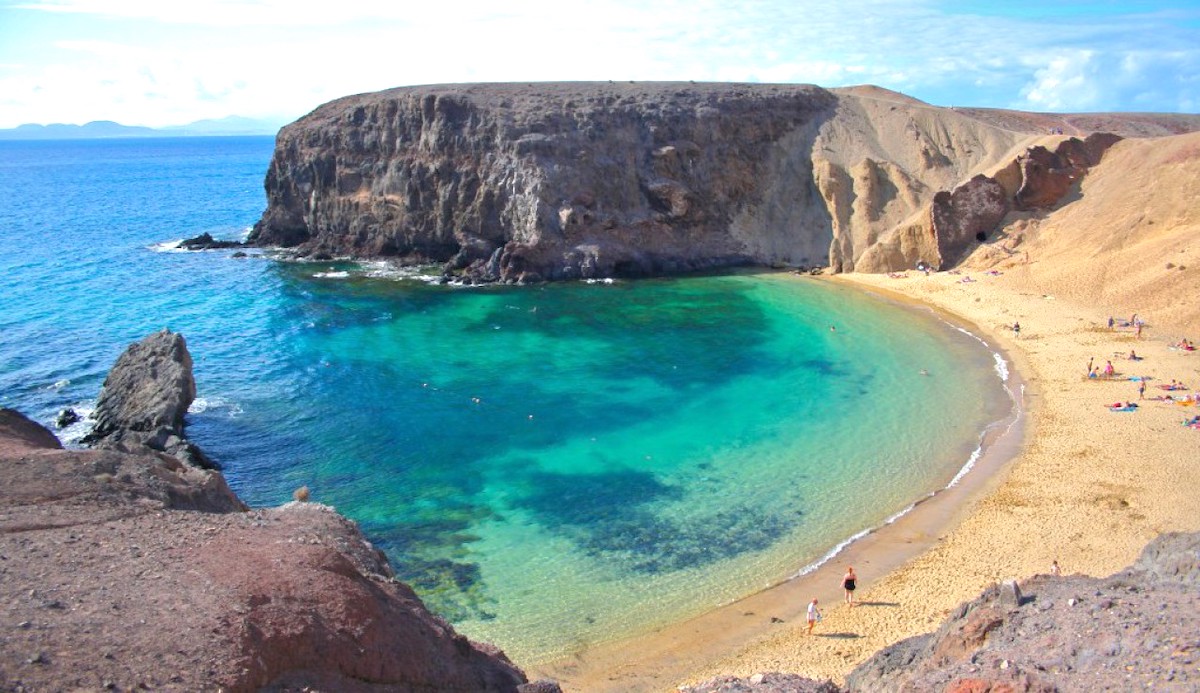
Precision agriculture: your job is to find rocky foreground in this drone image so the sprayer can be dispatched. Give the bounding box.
[684,532,1200,692]
[0,331,550,692]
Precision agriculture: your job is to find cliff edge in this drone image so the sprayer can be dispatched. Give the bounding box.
[0,332,547,692]
[248,82,1200,282]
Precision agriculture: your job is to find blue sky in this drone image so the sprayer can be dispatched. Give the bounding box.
[0,0,1197,128]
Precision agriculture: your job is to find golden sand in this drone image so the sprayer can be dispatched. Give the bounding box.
[532,268,1200,691]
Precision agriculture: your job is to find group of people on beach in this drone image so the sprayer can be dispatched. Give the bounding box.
[1089,315,1198,421]
[1086,357,1117,380]
[806,567,858,634]
[1108,313,1148,339]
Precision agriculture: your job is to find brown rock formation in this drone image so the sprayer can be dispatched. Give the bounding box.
[1014,133,1122,210]
[250,82,1200,280]
[0,334,547,691]
[849,131,1126,273]
[81,329,216,469]
[250,82,839,282]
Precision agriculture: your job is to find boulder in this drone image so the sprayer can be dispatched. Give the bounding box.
[54,407,80,429]
[81,329,216,468]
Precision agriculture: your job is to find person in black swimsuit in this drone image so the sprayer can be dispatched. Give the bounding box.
[843,566,857,607]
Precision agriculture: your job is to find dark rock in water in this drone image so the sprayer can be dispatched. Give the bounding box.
[81,329,217,469]
[54,407,80,429]
[179,232,243,250]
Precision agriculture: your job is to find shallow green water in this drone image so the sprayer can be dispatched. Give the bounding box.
[247,268,1009,662]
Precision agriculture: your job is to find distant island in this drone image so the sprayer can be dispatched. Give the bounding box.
[0,115,283,140]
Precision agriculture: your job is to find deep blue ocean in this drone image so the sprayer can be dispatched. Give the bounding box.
[0,136,1012,663]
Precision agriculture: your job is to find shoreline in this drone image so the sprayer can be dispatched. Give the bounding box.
[533,267,1200,691]
[529,272,1033,691]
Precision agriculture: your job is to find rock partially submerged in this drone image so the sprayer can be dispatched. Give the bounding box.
[1,332,553,692]
[179,231,244,250]
[81,329,216,469]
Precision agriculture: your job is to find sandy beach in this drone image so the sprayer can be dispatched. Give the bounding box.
[533,266,1200,691]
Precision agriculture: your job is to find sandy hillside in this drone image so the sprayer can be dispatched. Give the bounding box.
[963,130,1200,337]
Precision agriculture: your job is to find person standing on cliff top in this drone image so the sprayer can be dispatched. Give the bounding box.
[843,567,857,607]
[807,598,821,635]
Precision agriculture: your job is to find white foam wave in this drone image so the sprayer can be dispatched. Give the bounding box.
[584,277,617,285]
[789,370,1024,581]
[359,261,444,284]
[47,379,70,390]
[946,444,984,488]
[942,322,1008,384]
[188,397,243,418]
[57,402,96,447]
[992,352,1010,381]
[312,270,350,279]
[149,239,186,253]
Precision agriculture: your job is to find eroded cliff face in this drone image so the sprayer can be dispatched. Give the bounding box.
[250,82,1192,280]
[251,82,839,282]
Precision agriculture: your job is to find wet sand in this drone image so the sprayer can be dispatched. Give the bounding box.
[530,269,1200,691]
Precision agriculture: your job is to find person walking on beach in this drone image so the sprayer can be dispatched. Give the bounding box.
[807,598,821,635]
[1012,321,1021,338]
[843,566,857,607]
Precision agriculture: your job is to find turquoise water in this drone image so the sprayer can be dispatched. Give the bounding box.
[0,138,1011,663]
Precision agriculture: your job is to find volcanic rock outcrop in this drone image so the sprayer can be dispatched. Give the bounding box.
[249,82,1200,281]
[1,334,548,691]
[80,329,216,469]
[683,531,1200,692]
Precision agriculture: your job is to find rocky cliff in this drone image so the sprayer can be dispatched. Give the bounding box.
[685,531,1200,692]
[0,333,549,692]
[249,82,1200,281]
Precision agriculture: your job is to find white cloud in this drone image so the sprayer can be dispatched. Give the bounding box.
[1019,51,1102,112]
[1017,48,1200,113]
[1,0,1198,127]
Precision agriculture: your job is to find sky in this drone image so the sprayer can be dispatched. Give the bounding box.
[1,0,1198,129]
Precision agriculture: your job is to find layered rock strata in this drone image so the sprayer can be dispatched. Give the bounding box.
[1,334,547,691]
[250,82,1197,280]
